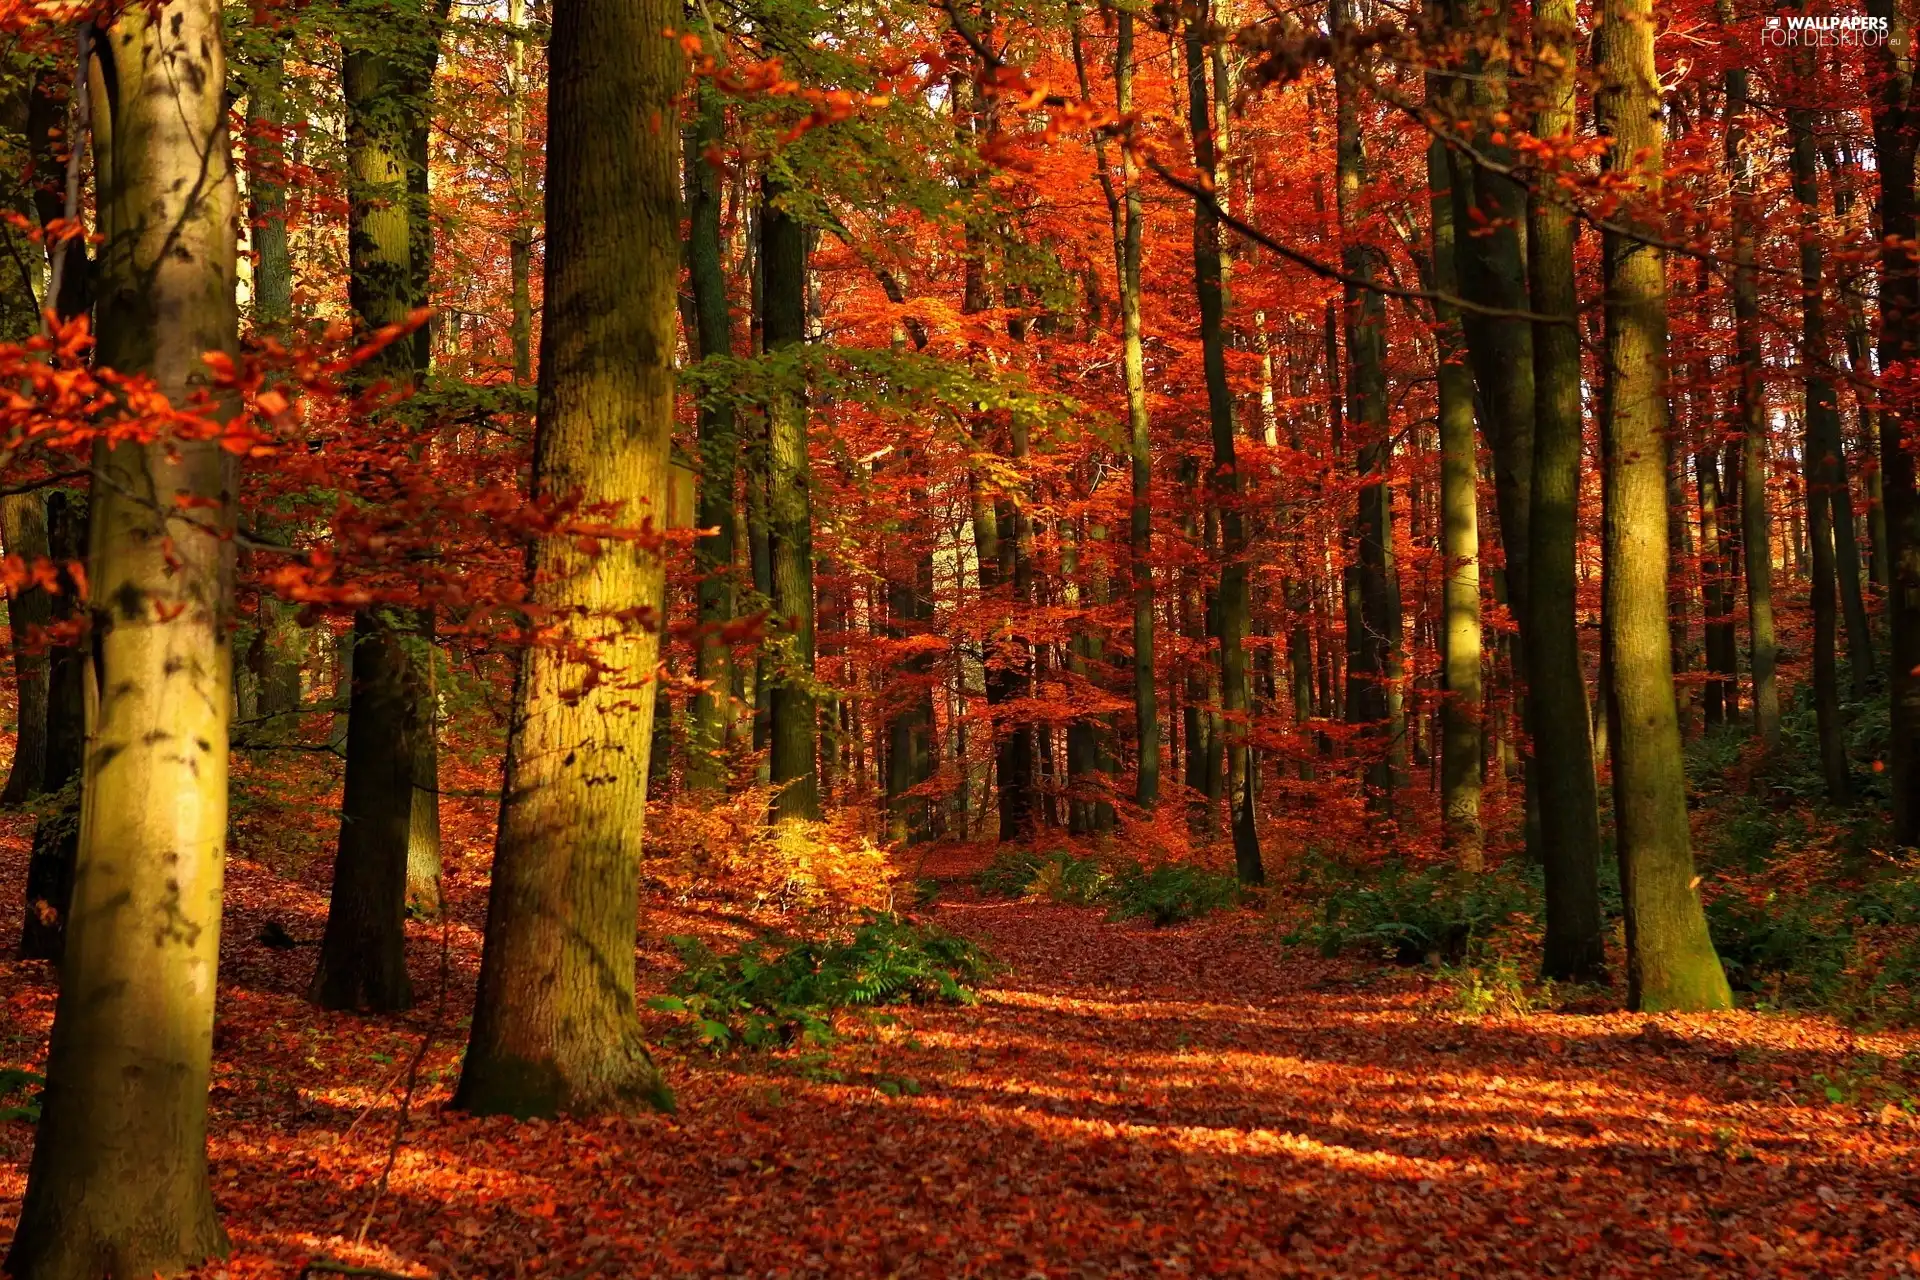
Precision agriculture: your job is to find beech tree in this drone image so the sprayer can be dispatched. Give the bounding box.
[6,0,241,1271]
[455,0,679,1117]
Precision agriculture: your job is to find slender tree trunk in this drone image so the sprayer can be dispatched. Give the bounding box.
[762,172,819,822]
[686,79,738,792]
[1527,0,1605,979]
[311,610,419,1010]
[6,3,239,1270]
[1333,0,1394,806]
[18,493,86,963]
[246,38,292,333]
[1596,0,1732,1012]
[455,0,677,1117]
[1441,0,1538,854]
[2,493,51,804]
[1723,4,1781,751]
[1185,8,1261,881]
[1428,136,1483,871]
[1116,13,1159,809]
[313,16,428,1008]
[506,0,533,383]
[1789,91,1853,801]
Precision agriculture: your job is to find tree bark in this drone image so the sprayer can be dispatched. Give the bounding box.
[2,492,51,804]
[1723,0,1781,751]
[311,611,418,1010]
[1595,0,1732,1012]
[686,79,739,793]
[455,0,677,1117]
[1789,90,1853,801]
[6,3,239,1271]
[761,171,819,823]
[1333,0,1395,808]
[1185,7,1261,882]
[1526,0,1606,980]
[18,493,86,963]
[1428,135,1483,871]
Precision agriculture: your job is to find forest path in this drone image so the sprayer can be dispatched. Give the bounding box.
[3,830,1920,1277]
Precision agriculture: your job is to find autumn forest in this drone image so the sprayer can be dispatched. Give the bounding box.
[0,0,1919,1272]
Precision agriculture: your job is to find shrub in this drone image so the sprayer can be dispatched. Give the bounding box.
[650,912,989,1052]
[0,1068,42,1123]
[1107,862,1241,926]
[977,851,1240,925]
[1292,859,1533,965]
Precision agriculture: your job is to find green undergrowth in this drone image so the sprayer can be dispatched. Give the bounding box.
[1283,855,1542,967]
[976,850,1243,925]
[649,911,990,1053]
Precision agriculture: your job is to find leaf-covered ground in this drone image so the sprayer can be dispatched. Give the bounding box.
[4,801,1920,1278]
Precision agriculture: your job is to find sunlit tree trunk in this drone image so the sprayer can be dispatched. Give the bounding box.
[686,79,738,793]
[1185,8,1261,881]
[1114,14,1159,808]
[6,3,239,1270]
[1427,136,1483,871]
[455,0,677,1117]
[1722,1,1781,751]
[762,171,819,823]
[1596,0,1732,1012]
[506,0,533,383]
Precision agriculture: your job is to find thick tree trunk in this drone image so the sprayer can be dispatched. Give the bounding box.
[686,81,739,792]
[1428,136,1483,871]
[1527,0,1605,980]
[455,0,677,1117]
[761,173,819,823]
[1596,0,1732,1012]
[5,3,239,1271]
[1185,10,1261,882]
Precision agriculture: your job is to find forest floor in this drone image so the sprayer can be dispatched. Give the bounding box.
[4,784,1920,1278]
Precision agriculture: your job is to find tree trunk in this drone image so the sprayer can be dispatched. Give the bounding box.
[1185,8,1261,882]
[2,492,51,804]
[246,38,292,332]
[761,172,819,823]
[1527,0,1606,980]
[1428,135,1483,871]
[319,9,431,1004]
[1442,0,1538,855]
[18,493,87,963]
[6,3,239,1271]
[310,611,419,1010]
[1595,0,1732,1012]
[1115,11,1159,809]
[506,0,533,383]
[686,79,739,792]
[1789,93,1853,801]
[1723,5,1781,751]
[455,0,677,1117]
[1333,0,1394,806]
